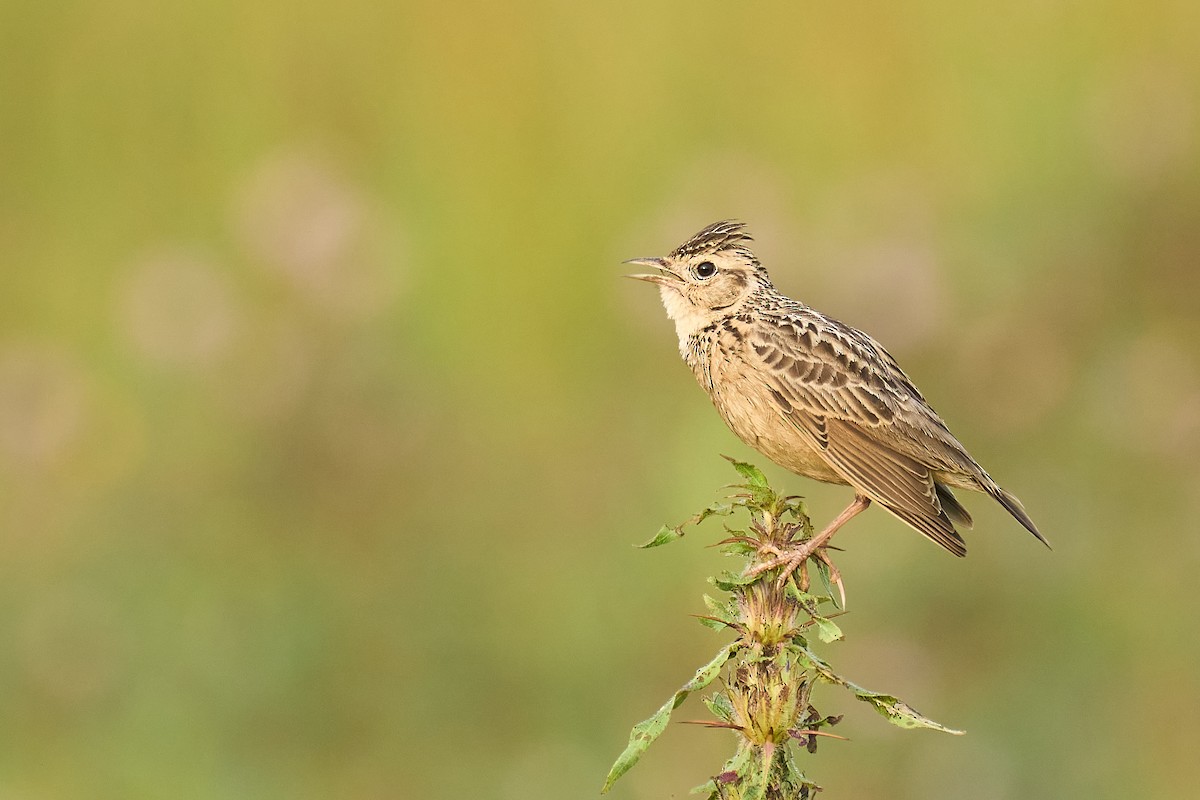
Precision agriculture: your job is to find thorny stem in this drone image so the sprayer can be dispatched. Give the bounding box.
[602,460,962,800]
[712,494,834,799]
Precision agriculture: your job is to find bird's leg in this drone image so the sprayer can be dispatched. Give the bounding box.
[746,495,871,584]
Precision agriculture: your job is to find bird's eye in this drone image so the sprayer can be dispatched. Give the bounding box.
[694,261,717,279]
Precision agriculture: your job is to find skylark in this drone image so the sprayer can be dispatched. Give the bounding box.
[627,220,1048,574]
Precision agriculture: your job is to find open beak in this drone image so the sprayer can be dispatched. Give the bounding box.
[623,257,679,286]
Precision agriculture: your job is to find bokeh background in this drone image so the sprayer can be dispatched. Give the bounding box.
[3,2,1199,798]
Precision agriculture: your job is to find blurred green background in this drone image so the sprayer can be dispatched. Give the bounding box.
[2,2,1199,798]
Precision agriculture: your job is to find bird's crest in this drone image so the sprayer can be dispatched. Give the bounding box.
[670,220,757,262]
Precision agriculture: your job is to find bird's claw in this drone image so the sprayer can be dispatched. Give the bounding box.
[745,540,847,607]
[746,539,820,581]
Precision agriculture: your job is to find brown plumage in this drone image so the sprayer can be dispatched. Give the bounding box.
[627,220,1048,558]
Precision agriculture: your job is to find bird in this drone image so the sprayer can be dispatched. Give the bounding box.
[626,220,1048,574]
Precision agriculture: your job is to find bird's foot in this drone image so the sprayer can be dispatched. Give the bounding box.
[724,535,798,571]
[745,539,847,606]
[746,538,820,582]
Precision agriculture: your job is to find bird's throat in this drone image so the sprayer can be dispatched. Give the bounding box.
[659,286,714,354]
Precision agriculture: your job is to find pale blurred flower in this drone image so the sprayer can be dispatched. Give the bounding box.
[235,151,363,284]
[0,344,88,471]
[233,150,402,319]
[118,250,239,368]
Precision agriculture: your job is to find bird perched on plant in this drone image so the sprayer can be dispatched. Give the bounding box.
[626,220,1048,577]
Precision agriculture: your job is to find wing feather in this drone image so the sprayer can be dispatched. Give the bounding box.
[747,313,971,555]
[822,419,966,556]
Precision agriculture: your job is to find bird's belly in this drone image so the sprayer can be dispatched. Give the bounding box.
[710,381,847,486]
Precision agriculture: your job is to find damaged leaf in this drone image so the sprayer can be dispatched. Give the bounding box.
[602,643,742,793]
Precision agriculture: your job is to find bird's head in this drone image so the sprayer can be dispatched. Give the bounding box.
[626,220,769,339]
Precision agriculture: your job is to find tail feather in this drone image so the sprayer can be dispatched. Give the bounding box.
[935,484,973,530]
[879,501,968,557]
[994,488,1051,549]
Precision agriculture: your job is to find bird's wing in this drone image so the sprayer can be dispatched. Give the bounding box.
[746,313,968,555]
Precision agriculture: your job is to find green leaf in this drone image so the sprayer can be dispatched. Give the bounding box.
[812,616,844,643]
[691,747,754,797]
[696,616,732,632]
[602,643,741,793]
[784,584,832,609]
[780,744,817,796]
[723,456,769,488]
[702,594,739,625]
[747,742,773,800]
[638,502,734,549]
[812,559,839,608]
[719,540,758,557]
[791,640,833,675]
[850,689,964,734]
[703,692,736,724]
[638,524,684,548]
[689,501,734,526]
[778,495,811,524]
[791,643,963,735]
[783,586,843,642]
[696,595,739,631]
[711,570,760,592]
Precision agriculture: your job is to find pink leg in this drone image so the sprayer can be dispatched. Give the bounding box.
[747,494,871,581]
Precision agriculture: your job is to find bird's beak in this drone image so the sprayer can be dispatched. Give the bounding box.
[623,257,679,286]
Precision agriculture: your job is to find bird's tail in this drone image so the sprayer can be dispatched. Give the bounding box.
[935,484,974,530]
[993,487,1051,549]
